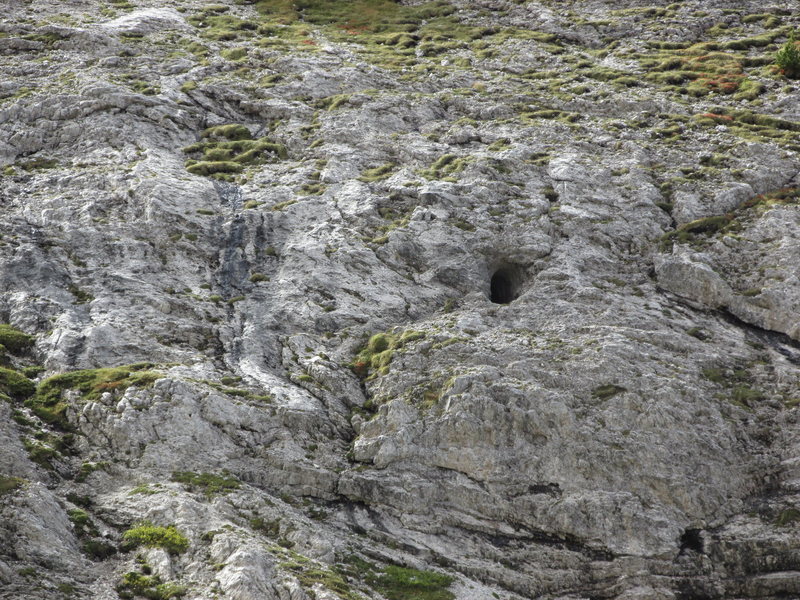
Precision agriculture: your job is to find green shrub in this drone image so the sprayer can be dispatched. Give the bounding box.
[82,539,117,560]
[202,124,251,141]
[0,367,35,400]
[122,522,189,554]
[367,333,392,354]
[776,508,800,526]
[592,384,627,400]
[26,364,161,428]
[221,47,247,61]
[23,439,58,469]
[0,324,34,354]
[358,163,395,182]
[117,572,185,600]
[171,471,240,498]
[351,330,427,379]
[67,508,99,537]
[369,566,454,600]
[775,31,800,78]
[186,161,243,176]
[0,475,24,496]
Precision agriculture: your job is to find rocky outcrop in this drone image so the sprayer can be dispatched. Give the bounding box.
[1,1,799,599]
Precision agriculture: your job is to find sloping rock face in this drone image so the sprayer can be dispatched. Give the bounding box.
[1,1,799,599]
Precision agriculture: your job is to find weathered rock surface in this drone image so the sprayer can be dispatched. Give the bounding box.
[1,0,799,599]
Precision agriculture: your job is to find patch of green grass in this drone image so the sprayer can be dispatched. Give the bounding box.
[350,330,425,378]
[316,93,351,110]
[116,571,185,600]
[661,214,735,247]
[776,508,800,526]
[23,439,59,469]
[693,109,800,149]
[68,285,94,304]
[358,163,395,182]
[0,475,24,496]
[184,124,287,180]
[250,517,281,536]
[185,160,243,177]
[731,385,764,406]
[67,508,100,537]
[18,157,59,171]
[592,384,627,400]
[775,31,800,78]
[369,566,454,600]
[0,324,34,354]
[281,556,360,600]
[221,47,248,61]
[419,154,470,180]
[487,138,511,151]
[82,539,117,560]
[0,367,35,400]
[129,484,159,496]
[203,124,251,140]
[299,182,326,196]
[122,522,189,555]
[26,363,161,428]
[75,461,109,483]
[686,327,708,341]
[171,471,240,498]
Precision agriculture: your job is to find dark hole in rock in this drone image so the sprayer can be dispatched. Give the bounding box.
[490,269,516,304]
[679,528,704,554]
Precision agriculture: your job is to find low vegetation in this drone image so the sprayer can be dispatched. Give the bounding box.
[0,475,24,496]
[0,367,36,400]
[183,124,287,180]
[25,363,162,428]
[662,188,799,249]
[0,324,34,355]
[370,565,455,600]
[350,330,425,378]
[117,571,185,600]
[775,31,800,78]
[171,471,240,498]
[122,522,189,555]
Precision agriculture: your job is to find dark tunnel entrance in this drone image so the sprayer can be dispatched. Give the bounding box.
[490,269,515,304]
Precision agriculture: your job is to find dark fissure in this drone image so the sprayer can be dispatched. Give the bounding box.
[491,270,514,304]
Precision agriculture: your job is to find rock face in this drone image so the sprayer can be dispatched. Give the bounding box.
[1,1,799,599]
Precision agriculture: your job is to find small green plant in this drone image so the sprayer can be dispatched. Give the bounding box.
[122,522,189,554]
[0,367,35,400]
[82,539,117,560]
[592,384,627,400]
[418,154,470,181]
[369,565,454,600]
[358,163,395,182]
[129,484,159,496]
[686,327,708,341]
[171,471,240,498]
[0,324,34,354]
[0,475,24,496]
[117,571,185,600]
[183,124,287,180]
[67,508,99,537]
[775,31,800,78]
[26,363,161,428]
[776,508,800,526]
[250,517,281,536]
[75,461,109,483]
[350,330,425,378]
